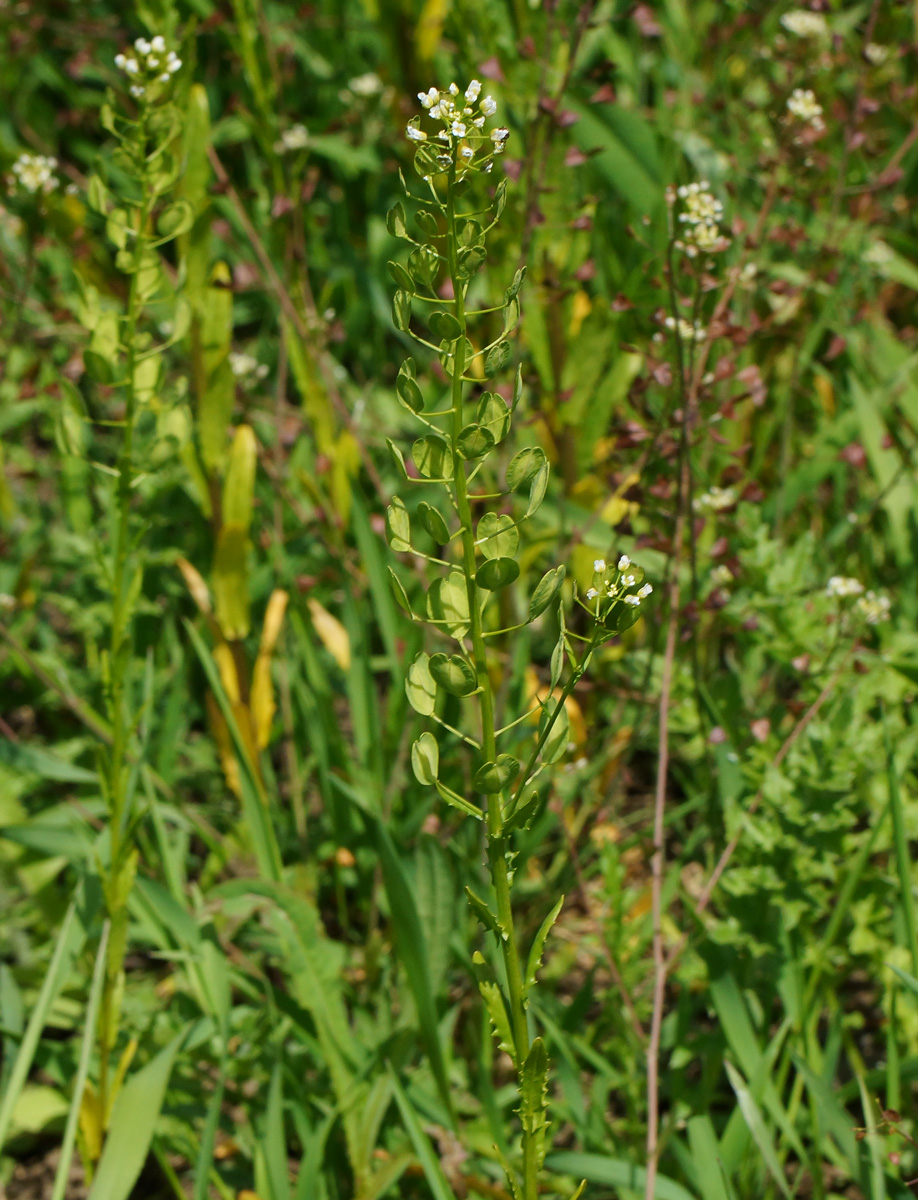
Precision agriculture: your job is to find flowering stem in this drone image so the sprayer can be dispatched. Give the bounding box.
[444,168,535,1195]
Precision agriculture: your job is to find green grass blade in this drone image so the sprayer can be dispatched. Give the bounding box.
[686,1114,732,1200]
[724,1061,792,1200]
[885,714,918,975]
[88,1029,186,1200]
[0,892,88,1151]
[389,1068,458,1200]
[49,921,110,1200]
[544,1152,697,1200]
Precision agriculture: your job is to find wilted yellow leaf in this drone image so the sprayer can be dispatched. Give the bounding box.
[213,525,250,641]
[79,1081,104,1162]
[569,289,592,338]
[213,640,241,704]
[206,692,241,797]
[250,654,276,751]
[176,555,212,615]
[259,590,289,655]
[307,598,351,671]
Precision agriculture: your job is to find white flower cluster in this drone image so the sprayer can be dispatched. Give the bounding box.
[349,72,383,96]
[8,152,58,195]
[406,81,508,175]
[229,352,269,384]
[676,181,728,255]
[825,575,863,598]
[864,43,889,66]
[665,315,706,342]
[780,10,828,37]
[115,35,181,99]
[787,88,824,130]
[275,124,309,154]
[694,486,737,513]
[857,590,891,625]
[586,555,652,610]
[825,576,891,623]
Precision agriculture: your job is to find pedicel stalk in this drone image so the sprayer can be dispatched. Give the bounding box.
[77,33,189,1153]
[387,81,652,1200]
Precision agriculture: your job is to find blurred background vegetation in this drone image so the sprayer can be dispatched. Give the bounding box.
[2,1,918,1198]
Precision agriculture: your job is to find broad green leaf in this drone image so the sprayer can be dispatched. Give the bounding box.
[477,392,511,443]
[507,447,547,492]
[406,652,437,716]
[427,568,470,638]
[418,501,450,543]
[474,754,519,793]
[429,310,462,341]
[393,289,411,332]
[457,423,495,460]
[476,557,519,591]
[411,732,439,785]
[429,652,477,696]
[529,566,565,620]
[484,338,511,377]
[412,435,453,480]
[477,512,519,560]
[386,496,411,552]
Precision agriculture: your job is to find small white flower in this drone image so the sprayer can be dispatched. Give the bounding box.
[130,84,146,98]
[490,126,509,142]
[134,37,151,54]
[451,120,467,137]
[279,123,310,151]
[151,35,166,53]
[825,575,864,598]
[623,574,636,587]
[780,10,828,37]
[124,57,139,74]
[586,588,599,600]
[418,87,439,109]
[406,125,427,142]
[637,583,653,598]
[618,555,631,571]
[350,72,383,96]
[472,116,485,128]
[158,73,170,82]
[167,57,181,73]
[147,56,159,68]
[856,590,891,624]
[460,145,474,159]
[593,559,606,572]
[787,87,823,126]
[865,42,889,65]
[624,594,641,607]
[114,53,126,68]
[448,82,459,95]
[465,79,481,101]
[481,95,497,116]
[694,486,737,513]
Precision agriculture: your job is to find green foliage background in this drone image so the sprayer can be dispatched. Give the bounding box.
[2,1,918,1198]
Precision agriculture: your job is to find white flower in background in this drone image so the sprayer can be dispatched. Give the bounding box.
[864,42,889,65]
[787,88,824,129]
[277,124,310,153]
[229,352,269,384]
[710,564,733,587]
[825,576,864,598]
[664,315,706,342]
[349,72,383,96]
[857,590,891,624]
[676,180,729,254]
[9,153,58,195]
[780,10,828,37]
[618,555,631,571]
[694,486,737,512]
[864,240,893,266]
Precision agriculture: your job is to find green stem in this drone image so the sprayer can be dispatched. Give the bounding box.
[445,168,534,1197]
[98,130,151,1126]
